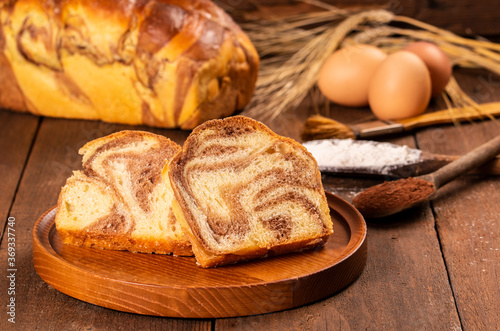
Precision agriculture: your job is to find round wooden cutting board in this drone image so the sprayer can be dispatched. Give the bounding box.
[33,192,367,318]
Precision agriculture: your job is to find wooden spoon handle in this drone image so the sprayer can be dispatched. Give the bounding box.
[418,153,500,176]
[428,135,500,188]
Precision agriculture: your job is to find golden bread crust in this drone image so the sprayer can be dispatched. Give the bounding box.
[57,228,193,256]
[0,20,26,111]
[0,0,258,128]
[167,116,333,267]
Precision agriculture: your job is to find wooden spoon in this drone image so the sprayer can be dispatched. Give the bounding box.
[352,134,500,218]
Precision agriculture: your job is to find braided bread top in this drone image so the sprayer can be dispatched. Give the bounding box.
[0,0,258,128]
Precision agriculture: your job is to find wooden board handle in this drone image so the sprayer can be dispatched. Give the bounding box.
[396,102,500,130]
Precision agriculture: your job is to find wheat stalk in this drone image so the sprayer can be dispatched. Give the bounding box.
[242,9,393,122]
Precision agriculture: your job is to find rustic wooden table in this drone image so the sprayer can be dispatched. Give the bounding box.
[1,64,499,330]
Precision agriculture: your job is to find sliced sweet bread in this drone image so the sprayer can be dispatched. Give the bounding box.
[165,116,333,267]
[55,130,192,256]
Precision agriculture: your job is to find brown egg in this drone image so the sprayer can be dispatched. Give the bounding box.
[368,51,431,120]
[404,41,452,97]
[317,45,387,107]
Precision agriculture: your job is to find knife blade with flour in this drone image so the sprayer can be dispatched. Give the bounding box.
[302,139,500,178]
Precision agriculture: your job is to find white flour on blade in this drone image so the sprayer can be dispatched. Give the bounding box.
[303,139,422,175]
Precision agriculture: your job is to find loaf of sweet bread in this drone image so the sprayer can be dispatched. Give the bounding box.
[165,116,333,267]
[55,130,192,256]
[0,0,258,129]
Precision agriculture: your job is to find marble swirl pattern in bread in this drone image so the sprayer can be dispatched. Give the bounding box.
[169,117,333,255]
[56,131,191,255]
[81,133,179,235]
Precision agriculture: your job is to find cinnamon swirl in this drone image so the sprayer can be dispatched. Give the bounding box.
[165,116,333,267]
[55,130,192,256]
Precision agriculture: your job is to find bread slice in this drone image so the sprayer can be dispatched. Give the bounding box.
[55,130,192,256]
[165,116,333,267]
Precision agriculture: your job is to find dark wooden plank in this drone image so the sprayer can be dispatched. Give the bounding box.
[432,172,499,330]
[0,118,205,330]
[415,68,500,330]
[418,123,500,330]
[219,0,500,36]
[0,111,38,239]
